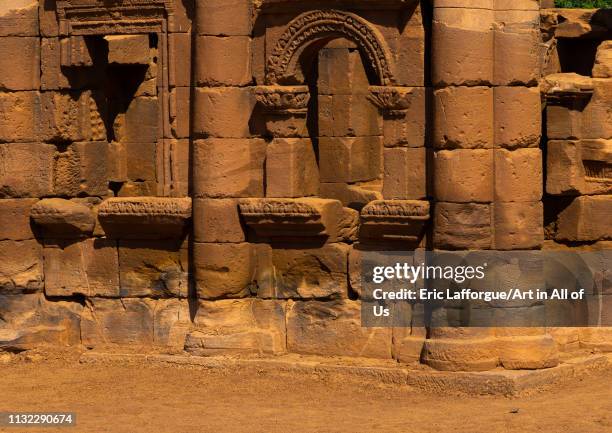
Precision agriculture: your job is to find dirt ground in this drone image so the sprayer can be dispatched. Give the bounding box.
[0,351,611,433]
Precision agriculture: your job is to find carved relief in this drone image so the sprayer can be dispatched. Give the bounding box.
[367,86,414,117]
[266,10,395,86]
[360,200,430,241]
[255,86,311,114]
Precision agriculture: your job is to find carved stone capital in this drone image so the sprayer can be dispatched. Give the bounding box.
[360,200,430,241]
[98,197,191,239]
[367,86,414,117]
[255,86,311,115]
[238,198,357,242]
[31,198,95,238]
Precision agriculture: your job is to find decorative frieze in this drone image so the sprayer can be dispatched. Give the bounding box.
[368,86,414,117]
[254,86,311,115]
[360,200,430,241]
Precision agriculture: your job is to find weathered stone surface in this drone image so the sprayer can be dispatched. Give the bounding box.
[81,298,190,349]
[0,294,82,351]
[383,147,426,200]
[423,329,499,371]
[193,138,265,198]
[186,299,286,355]
[0,37,40,90]
[547,139,612,196]
[31,198,95,238]
[0,0,39,36]
[170,87,191,139]
[319,182,382,210]
[432,8,494,86]
[556,196,612,242]
[434,87,493,149]
[194,243,255,299]
[497,334,559,370]
[287,300,392,359]
[381,88,426,148]
[196,36,252,86]
[119,240,188,298]
[266,138,319,198]
[434,150,494,203]
[0,199,37,241]
[593,41,612,79]
[44,238,119,297]
[196,0,251,36]
[359,200,430,242]
[53,142,112,197]
[318,93,382,137]
[494,148,542,202]
[494,201,544,250]
[0,240,43,293]
[256,243,349,299]
[393,324,427,364]
[105,35,151,65]
[434,203,492,250]
[493,27,540,86]
[319,137,382,184]
[494,86,541,149]
[0,143,54,198]
[194,87,254,138]
[114,97,158,143]
[193,199,245,243]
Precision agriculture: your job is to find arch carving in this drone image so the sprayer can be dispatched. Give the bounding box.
[266,9,395,86]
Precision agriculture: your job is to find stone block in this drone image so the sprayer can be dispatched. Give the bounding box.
[196,0,252,36]
[0,143,54,198]
[286,300,393,358]
[193,198,245,243]
[318,93,382,137]
[170,87,191,139]
[54,142,112,197]
[497,335,559,370]
[493,28,540,86]
[433,87,493,149]
[91,297,186,350]
[494,86,541,149]
[383,147,426,200]
[546,104,582,140]
[0,199,37,241]
[494,201,543,250]
[105,35,151,65]
[256,243,349,299]
[393,325,427,364]
[169,32,192,87]
[546,139,612,196]
[114,97,159,143]
[193,138,265,198]
[434,203,492,250]
[194,242,255,299]
[319,183,382,210]
[44,238,119,297]
[119,240,188,298]
[494,148,543,202]
[124,141,157,184]
[395,24,426,87]
[31,199,95,238]
[318,48,369,96]
[193,87,254,138]
[556,196,612,242]
[0,240,43,293]
[592,40,612,79]
[185,299,286,355]
[382,88,426,148]
[432,8,494,86]
[196,36,252,86]
[0,37,40,90]
[41,38,72,90]
[39,91,97,142]
[0,294,82,352]
[434,150,494,203]
[581,80,612,140]
[0,92,40,142]
[319,137,382,184]
[266,138,319,198]
[0,0,39,36]
[39,0,58,37]
[169,139,189,197]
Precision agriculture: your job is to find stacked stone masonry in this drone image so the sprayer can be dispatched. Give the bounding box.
[0,0,610,371]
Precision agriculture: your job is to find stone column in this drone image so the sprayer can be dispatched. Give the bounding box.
[192,0,262,299]
[425,0,557,371]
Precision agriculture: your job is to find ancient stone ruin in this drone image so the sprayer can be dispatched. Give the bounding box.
[0,0,610,372]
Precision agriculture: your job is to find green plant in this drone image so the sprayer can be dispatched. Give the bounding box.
[555,0,612,7]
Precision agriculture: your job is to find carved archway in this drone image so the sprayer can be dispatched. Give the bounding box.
[265,9,395,86]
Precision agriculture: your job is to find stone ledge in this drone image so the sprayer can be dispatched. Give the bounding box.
[79,351,612,397]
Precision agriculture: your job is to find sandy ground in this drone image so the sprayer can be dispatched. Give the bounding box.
[0,351,611,433]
